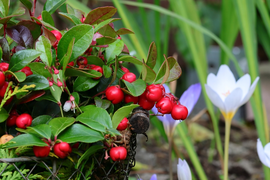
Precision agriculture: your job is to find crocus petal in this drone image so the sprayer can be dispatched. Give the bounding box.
[163,84,171,93]
[150,174,157,180]
[257,139,270,168]
[263,142,270,166]
[207,73,227,97]
[224,88,242,113]
[180,83,201,117]
[162,114,180,137]
[205,84,225,111]
[234,74,251,100]
[216,65,236,88]
[177,159,192,180]
[240,77,259,106]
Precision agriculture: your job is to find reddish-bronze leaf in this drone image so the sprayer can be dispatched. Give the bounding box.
[84,6,117,25]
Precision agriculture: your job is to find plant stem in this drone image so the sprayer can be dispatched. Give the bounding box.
[59,104,64,117]
[168,137,173,180]
[223,119,232,180]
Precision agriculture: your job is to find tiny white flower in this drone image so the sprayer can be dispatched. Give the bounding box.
[63,100,72,112]
[177,158,192,180]
[257,138,270,168]
[205,64,259,121]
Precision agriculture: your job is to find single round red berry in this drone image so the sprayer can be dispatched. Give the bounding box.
[18,66,33,76]
[145,84,165,102]
[77,56,88,66]
[6,112,18,127]
[0,72,5,86]
[171,104,188,120]
[53,142,72,159]
[90,65,103,80]
[138,93,155,110]
[117,117,129,131]
[109,146,127,161]
[33,142,50,158]
[106,86,124,104]
[124,94,138,104]
[121,66,129,73]
[0,62,9,72]
[51,30,62,41]
[122,72,136,83]
[156,97,174,114]
[16,113,33,129]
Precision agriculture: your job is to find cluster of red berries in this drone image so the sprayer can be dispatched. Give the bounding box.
[6,110,33,129]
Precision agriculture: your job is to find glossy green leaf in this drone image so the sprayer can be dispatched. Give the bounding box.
[0,0,9,16]
[161,56,170,85]
[103,65,112,78]
[94,97,111,110]
[49,117,75,137]
[20,0,32,11]
[9,49,41,72]
[146,42,157,69]
[87,56,104,66]
[5,134,47,148]
[84,6,117,25]
[123,79,146,97]
[0,37,10,61]
[99,24,117,38]
[36,36,52,66]
[96,36,116,45]
[76,145,103,169]
[65,68,102,78]
[0,7,25,24]
[60,38,74,73]
[66,4,84,19]
[59,12,82,25]
[65,0,90,15]
[27,62,51,78]
[25,124,51,139]
[13,72,26,82]
[42,10,54,27]
[154,56,182,84]
[57,124,104,143]
[50,70,64,103]
[112,104,139,129]
[57,24,94,61]
[94,18,121,33]
[77,105,112,131]
[35,92,58,103]
[31,115,52,127]
[71,92,79,105]
[44,0,66,14]
[20,74,49,90]
[118,56,143,65]
[141,63,156,83]
[105,39,124,63]
[0,108,8,123]
[73,76,99,92]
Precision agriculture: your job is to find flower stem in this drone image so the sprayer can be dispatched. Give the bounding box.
[168,137,173,180]
[223,120,231,180]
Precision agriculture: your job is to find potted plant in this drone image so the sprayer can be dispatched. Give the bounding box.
[0,0,183,179]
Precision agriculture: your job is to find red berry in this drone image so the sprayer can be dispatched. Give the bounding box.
[16,113,33,129]
[156,97,174,114]
[51,30,62,41]
[36,14,42,25]
[171,104,188,120]
[121,72,136,83]
[138,93,155,110]
[90,65,103,80]
[0,62,9,72]
[53,142,72,159]
[145,84,165,102]
[6,110,19,127]
[109,147,127,161]
[0,81,11,97]
[124,94,138,104]
[121,67,129,73]
[18,66,33,76]
[33,142,50,157]
[77,56,88,66]
[106,86,124,104]
[0,72,5,86]
[67,61,74,69]
[117,117,129,131]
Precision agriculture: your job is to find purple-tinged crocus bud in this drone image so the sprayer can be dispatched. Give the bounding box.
[257,138,270,168]
[177,158,192,180]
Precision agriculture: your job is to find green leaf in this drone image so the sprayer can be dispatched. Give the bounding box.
[77,105,112,132]
[118,55,143,65]
[42,10,55,27]
[0,0,9,16]
[105,39,124,63]
[99,24,117,38]
[27,62,51,78]
[36,36,52,66]
[94,97,111,110]
[0,46,2,60]
[24,124,51,139]
[0,7,25,24]
[94,18,121,32]
[66,4,84,19]
[112,104,139,129]
[49,117,75,137]
[50,70,63,102]
[71,92,79,105]
[8,49,41,72]
[0,108,8,123]
[0,37,10,61]
[60,38,74,73]
[73,76,99,92]
[35,92,58,103]
[154,56,182,84]
[65,68,101,78]
[102,65,112,78]
[87,56,104,66]
[76,145,103,169]
[96,36,116,45]
[20,0,32,11]
[123,79,146,97]
[57,24,94,61]
[13,72,26,82]
[84,6,117,25]
[44,0,66,14]
[20,74,49,90]
[5,134,47,149]
[142,63,156,83]
[146,42,157,69]
[59,12,82,25]
[31,115,52,126]
[57,124,104,143]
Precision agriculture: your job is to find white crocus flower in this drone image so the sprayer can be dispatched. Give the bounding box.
[205,64,259,121]
[177,158,192,180]
[257,139,270,168]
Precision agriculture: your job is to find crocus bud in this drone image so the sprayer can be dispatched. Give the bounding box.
[257,138,270,168]
[177,158,192,180]
[63,100,72,112]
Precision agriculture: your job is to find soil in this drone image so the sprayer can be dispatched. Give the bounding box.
[129,118,264,180]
